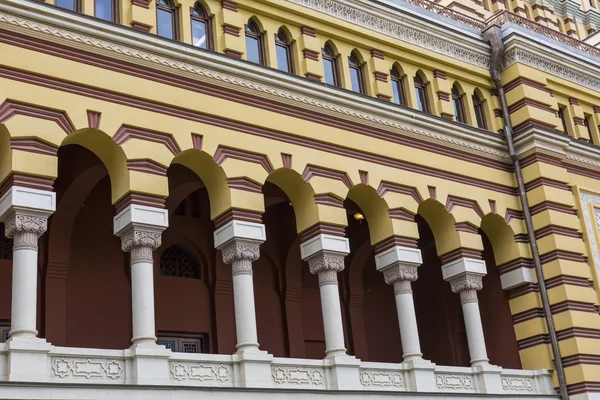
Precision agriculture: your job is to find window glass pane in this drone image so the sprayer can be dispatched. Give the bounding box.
[416,87,426,112]
[350,67,362,93]
[192,20,207,48]
[95,0,113,21]
[276,44,290,73]
[392,80,404,105]
[246,36,261,64]
[56,0,75,10]
[323,59,336,86]
[453,98,463,122]
[157,8,174,39]
[474,105,485,128]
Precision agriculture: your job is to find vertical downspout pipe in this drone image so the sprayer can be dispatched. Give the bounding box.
[483,24,569,400]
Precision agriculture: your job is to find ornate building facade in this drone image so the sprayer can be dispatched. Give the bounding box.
[1,0,600,398]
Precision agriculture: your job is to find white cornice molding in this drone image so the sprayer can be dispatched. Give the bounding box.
[0,0,510,161]
[287,0,491,68]
[502,27,600,92]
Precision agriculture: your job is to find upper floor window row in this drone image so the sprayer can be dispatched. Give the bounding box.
[56,0,118,22]
[53,1,493,132]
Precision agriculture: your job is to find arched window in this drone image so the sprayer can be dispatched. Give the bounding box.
[348,51,365,94]
[322,44,339,87]
[160,245,198,278]
[245,20,264,65]
[95,0,118,21]
[390,67,406,106]
[0,224,12,260]
[275,29,293,73]
[452,86,466,123]
[414,74,429,113]
[472,92,487,129]
[191,3,212,49]
[156,0,178,40]
[56,0,81,12]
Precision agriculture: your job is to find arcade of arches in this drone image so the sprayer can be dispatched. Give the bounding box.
[0,144,521,369]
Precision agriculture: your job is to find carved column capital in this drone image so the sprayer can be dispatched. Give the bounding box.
[449,273,483,304]
[4,212,49,251]
[382,263,419,285]
[221,240,261,265]
[120,229,162,252]
[4,213,48,238]
[307,251,346,286]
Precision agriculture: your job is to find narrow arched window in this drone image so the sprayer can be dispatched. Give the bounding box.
[161,245,198,279]
[275,29,293,73]
[95,0,118,21]
[56,0,81,12]
[473,93,487,129]
[322,44,339,87]
[390,68,406,106]
[191,3,212,49]
[245,20,264,65]
[414,75,429,113]
[348,52,365,94]
[452,86,466,123]
[157,0,178,40]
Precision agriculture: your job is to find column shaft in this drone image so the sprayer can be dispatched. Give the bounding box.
[460,289,489,365]
[130,246,156,344]
[232,258,259,351]
[393,280,422,360]
[10,231,39,337]
[318,270,346,356]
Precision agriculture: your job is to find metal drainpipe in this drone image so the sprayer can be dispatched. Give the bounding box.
[483,24,569,400]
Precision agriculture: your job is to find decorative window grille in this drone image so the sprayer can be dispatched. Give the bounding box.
[160,245,198,278]
[158,333,207,353]
[0,224,12,260]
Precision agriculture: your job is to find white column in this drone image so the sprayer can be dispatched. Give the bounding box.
[441,256,489,366]
[121,229,162,346]
[5,214,48,339]
[0,186,56,342]
[308,253,347,356]
[114,204,168,348]
[300,233,350,357]
[221,240,261,352]
[449,274,489,366]
[214,219,266,354]
[382,265,423,361]
[375,244,424,362]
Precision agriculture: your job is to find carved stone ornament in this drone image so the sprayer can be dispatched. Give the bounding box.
[4,214,48,238]
[449,274,483,293]
[307,252,345,275]
[382,264,418,285]
[120,229,162,252]
[221,241,260,264]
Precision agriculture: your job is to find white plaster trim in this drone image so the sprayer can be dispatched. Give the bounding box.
[580,191,600,280]
[0,186,55,221]
[374,245,422,270]
[441,257,487,281]
[213,220,266,249]
[287,0,490,67]
[113,204,168,236]
[500,267,534,290]
[300,234,350,260]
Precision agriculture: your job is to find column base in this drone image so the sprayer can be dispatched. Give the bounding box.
[404,357,437,391]
[233,349,274,388]
[472,362,502,394]
[127,343,172,385]
[5,337,52,382]
[324,354,361,390]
